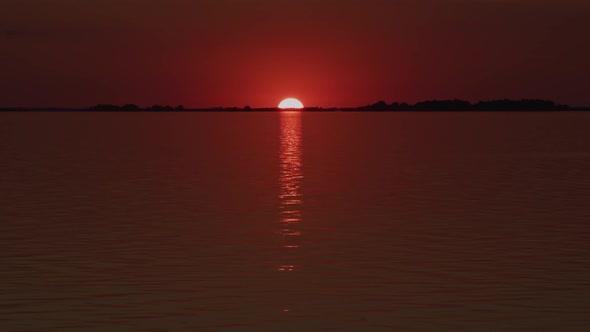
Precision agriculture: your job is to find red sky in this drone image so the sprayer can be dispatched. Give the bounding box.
[1,0,589,108]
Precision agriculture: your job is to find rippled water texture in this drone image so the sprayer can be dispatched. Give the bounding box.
[1,112,590,331]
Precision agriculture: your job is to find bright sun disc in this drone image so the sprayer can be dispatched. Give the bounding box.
[279,98,304,109]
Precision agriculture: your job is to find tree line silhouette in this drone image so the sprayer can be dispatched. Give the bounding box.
[86,104,260,112]
[83,99,571,112]
[356,99,569,111]
[89,104,185,111]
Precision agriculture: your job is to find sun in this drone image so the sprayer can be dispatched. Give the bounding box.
[278,98,304,109]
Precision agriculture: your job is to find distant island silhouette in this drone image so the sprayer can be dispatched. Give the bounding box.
[356,99,571,111]
[2,99,589,112]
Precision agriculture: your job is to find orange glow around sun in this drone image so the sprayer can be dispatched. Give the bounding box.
[278,98,304,109]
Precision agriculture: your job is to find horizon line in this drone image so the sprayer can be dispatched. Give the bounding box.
[1,98,589,110]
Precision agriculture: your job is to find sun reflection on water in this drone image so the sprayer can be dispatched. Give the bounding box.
[278,112,303,272]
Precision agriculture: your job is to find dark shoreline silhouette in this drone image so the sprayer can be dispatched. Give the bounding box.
[1,99,588,112]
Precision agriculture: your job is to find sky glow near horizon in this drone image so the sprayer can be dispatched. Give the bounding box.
[0,0,588,107]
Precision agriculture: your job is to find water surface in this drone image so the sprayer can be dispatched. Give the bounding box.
[1,112,590,331]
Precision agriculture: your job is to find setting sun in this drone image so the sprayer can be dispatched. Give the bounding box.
[279,98,304,109]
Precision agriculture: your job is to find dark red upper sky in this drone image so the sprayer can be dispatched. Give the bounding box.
[1,0,589,108]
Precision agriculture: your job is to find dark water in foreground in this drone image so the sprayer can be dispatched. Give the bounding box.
[1,112,590,331]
